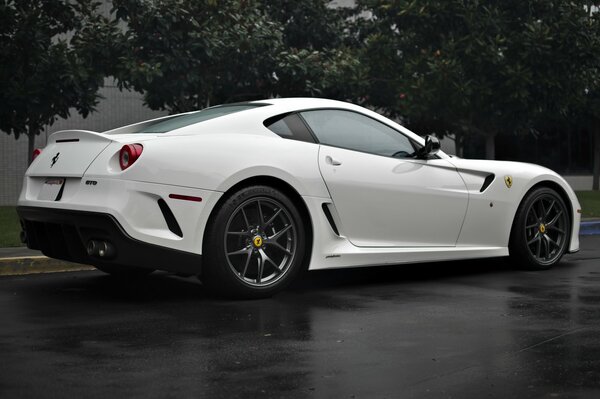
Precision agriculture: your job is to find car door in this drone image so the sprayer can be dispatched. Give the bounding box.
[300,109,469,247]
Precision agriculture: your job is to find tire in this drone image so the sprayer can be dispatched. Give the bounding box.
[509,187,571,270]
[203,185,307,298]
[94,264,154,278]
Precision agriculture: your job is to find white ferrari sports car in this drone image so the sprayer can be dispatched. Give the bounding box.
[17,98,581,297]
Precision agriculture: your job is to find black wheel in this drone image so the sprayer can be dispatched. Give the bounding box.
[509,187,570,270]
[203,185,307,298]
[94,264,154,278]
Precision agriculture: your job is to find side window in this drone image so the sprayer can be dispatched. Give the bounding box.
[264,113,316,144]
[300,109,415,158]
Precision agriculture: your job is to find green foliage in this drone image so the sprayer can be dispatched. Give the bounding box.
[112,0,364,113]
[0,0,119,154]
[356,0,599,158]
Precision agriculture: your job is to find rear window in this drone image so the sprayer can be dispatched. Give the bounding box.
[107,104,267,134]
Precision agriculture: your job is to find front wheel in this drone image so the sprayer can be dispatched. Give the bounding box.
[203,185,307,298]
[509,187,571,270]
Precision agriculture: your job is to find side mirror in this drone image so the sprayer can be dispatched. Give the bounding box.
[417,135,440,158]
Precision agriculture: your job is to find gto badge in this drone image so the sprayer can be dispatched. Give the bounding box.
[50,152,60,168]
[504,175,513,188]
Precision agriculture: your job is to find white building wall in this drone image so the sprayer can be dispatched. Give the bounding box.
[0,80,167,206]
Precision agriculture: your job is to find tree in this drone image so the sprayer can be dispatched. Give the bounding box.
[0,0,119,163]
[112,0,364,113]
[356,0,598,159]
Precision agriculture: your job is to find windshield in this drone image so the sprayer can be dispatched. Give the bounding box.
[106,104,267,134]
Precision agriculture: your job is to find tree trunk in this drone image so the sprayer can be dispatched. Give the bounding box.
[27,131,35,166]
[454,133,463,157]
[485,133,496,160]
[593,124,599,190]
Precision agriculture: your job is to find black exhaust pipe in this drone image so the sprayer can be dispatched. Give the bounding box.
[87,240,116,259]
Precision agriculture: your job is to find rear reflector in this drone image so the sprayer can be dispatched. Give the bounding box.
[32,148,42,161]
[169,194,203,202]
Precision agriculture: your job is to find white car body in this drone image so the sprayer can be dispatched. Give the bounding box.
[17,98,580,277]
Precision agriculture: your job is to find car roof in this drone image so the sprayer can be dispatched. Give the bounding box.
[104,98,427,149]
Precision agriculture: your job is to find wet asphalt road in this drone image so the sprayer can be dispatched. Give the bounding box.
[1,237,600,398]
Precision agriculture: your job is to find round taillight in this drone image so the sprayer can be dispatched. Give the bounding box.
[32,148,43,161]
[119,144,143,170]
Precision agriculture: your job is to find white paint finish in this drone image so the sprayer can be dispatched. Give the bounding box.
[27,130,112,178]
[318,145,468,247]
[449,158,581,252]
[18,98,581,272]
[84,133,330,198]
[19,176,220,254]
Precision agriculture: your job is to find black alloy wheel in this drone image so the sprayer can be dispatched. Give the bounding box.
[510,187,570,270]
[203,185,306,298]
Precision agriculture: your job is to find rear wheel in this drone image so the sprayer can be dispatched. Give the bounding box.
[509,187,570,270]
[203,185,306,298]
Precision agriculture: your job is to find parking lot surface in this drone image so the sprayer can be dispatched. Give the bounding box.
[1,236,600,398]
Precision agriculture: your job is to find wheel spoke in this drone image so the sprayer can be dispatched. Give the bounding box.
[268,224,292,242]
[228,246,251,256]
[542,237,550,259]
[256,256,263,284]
[531,206,540,221]
[262,208,282,229]
[545,200,555,219]
[259,248,281,273]
[545,235,559,250]
[526,223,538,229]
[536,238,541,258]
[527,234,540,245]
[265,239,292,256]
[241,207,250,230]
[240,251,252,278]
[257,200,264,224]
[227,231,249,236]
[538,200,546,220]
[546,210,563,227]
[548,225,565,234]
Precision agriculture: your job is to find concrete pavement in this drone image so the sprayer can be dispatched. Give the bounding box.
[0,236,599,398]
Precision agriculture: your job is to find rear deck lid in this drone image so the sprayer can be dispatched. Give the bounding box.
[27,130,113,177]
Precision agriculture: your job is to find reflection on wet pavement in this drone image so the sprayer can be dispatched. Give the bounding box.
[1,237,599,398]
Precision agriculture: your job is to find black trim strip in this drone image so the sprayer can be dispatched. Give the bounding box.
[17,206,201,274]
[158,199,183,237]
[480,174,495,192]
[56,138,80,143]
[322,203,340,236]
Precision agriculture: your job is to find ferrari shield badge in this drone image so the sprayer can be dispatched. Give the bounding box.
[504,175,513,188]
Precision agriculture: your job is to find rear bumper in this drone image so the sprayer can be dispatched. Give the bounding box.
[17,206,202,274]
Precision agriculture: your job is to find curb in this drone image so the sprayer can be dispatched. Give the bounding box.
[0,256,94,276]
[580,220,600,236]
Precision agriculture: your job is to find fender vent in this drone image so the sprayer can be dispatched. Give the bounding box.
[158,199,183,237]
[480,174,495,192]
[322,204,340,236]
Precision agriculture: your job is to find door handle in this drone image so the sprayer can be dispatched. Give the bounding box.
[325,156,342,166]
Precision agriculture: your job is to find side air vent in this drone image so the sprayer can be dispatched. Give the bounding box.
[322,203,340,236]
[158,199,183,237]
[480,174,495,192]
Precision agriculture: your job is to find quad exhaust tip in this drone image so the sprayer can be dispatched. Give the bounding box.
[87,240,116,259]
